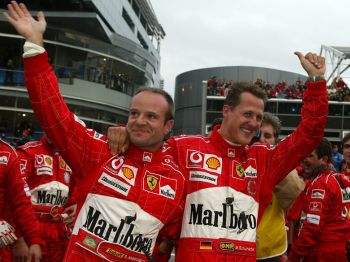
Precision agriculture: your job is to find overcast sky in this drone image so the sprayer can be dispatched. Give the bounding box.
[151,0,350,97]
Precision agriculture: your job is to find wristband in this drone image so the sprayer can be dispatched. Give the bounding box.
[307,76,325,82]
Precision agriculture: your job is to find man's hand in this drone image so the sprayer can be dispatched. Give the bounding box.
[3,1,46,46]
[294,51,326,77]
[62,204,77,225]
[0,220,17,248]
[13,237,29,262]
[107,126,130,155]
[28,244,41,262]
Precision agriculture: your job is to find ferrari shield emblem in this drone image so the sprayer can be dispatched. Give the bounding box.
[236,164,245,178]
[146,175,159,191]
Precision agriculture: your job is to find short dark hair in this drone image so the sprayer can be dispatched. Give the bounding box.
[315,138,332,163]
[343,133,350,146]
[262,112,281,139]
[134,87,174,122]
[224,82,268,108]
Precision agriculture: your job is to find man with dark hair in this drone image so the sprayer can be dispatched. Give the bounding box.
[287,138,348,262]
[107,50,328,262]
[4,2,186,262]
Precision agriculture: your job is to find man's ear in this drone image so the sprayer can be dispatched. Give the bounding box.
[320,155,329,165]
[164,119,174,135]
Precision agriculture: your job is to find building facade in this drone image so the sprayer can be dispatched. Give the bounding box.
[0,0,164,144]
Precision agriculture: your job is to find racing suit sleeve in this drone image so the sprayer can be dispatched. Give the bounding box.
[265,81,328,189]
[288,177,337,261]
[6,154,42,246]
[23,50,110,177]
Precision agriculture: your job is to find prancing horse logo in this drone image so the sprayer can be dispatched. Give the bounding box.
[146,175,159,191]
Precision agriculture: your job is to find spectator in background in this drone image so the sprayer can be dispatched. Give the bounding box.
[207,117,223,136]
[287,138,348,262]
[4,58,14,85]
[332,144,343,172]
[256,113,305,262]
[342,133,350,177]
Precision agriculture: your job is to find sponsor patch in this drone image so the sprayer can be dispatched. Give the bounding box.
[74,114,86,127]
[64,172,70,184]
[20,159,27,174]
[189,171,218,185]
[311,189,325,199]
[143,171,177,199]
[143,152,152,162]
[36,167,53,176]
[236,164,245,178]
[0,151,10,165]
[341,188,350,203]
[227,148,235,157]
[306,213,320,225]
[105,157,125,175]
[186,150,222,174]
[247,180,257,195]
[98,172,131,196]
[220,242,235,251]
[83,236,98,249]
[200,241,212,250]
[93,131,104,141]
[244,158,257,178]
[35,154,53,168]
[117,165,137,186]
[309,202,322,212]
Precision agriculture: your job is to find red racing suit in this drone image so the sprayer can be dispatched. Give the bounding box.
[16,136,76,262]
[24,51,186,261]
[288,168,348,262]
[0,140,42,257]
[164,80,328,261]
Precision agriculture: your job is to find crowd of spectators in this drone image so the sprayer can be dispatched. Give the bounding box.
[207,76,350,101]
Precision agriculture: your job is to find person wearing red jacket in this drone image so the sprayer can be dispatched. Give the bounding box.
[342,133,350,177]
[287,138,348,262]
[0,139,42,261]
[15,135,76,262]
[107,31,328,262]
[4,3,186,262]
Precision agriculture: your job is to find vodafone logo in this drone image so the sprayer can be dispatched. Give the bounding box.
[190,152,203,164]
[111,158,124,170]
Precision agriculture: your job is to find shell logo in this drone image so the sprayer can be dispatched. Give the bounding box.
[206,157,220,170]
[45,156,52,166]
[122,167,134,180]
[60,159,66,169]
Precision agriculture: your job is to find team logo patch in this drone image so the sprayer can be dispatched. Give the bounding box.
[146,175,159,191]
[143,152,152,162]
[186,150,222,174]
[0,151,10,165]
[143,171,177,199]
[83,236,98,249]
[306,213,320,225]
[236,164,245,178]
[200,241,212,250]
[50,206,60,217]
[341,188,350,203]
[35,154,53,168]
[189,171,218,185]
[220,242,235,251]
[311,189,325,199]
[309,202,322,212]
[232,161,244,179]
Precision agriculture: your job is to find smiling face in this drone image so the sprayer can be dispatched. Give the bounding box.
[126,91,174,152]
[220,92,264,145]
[302,150,324,176]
